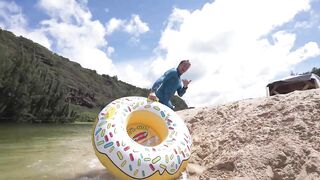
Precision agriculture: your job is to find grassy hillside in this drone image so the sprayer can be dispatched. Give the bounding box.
[0,29,188,123]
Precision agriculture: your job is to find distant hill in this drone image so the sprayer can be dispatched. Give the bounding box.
[302,67,320,77]
[0,29,188,123]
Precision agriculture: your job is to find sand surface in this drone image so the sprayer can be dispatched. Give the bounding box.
[178,89,320,180]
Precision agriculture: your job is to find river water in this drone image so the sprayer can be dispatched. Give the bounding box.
[0,123,116,180]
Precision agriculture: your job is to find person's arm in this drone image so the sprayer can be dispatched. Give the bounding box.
[151,76,164,93]
[149,69,176,100]
[148,76,164,101]
[177,79,191,97]
[151,69,176,92]
[177,85,187,97]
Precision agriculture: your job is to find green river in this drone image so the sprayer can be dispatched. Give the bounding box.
[0,123,116,180]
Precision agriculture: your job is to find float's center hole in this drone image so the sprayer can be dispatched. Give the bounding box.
[126,110,168,147]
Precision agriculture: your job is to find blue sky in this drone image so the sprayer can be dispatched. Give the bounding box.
[0,0,320,107]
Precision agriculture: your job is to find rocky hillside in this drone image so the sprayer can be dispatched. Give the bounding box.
[0,29,188,122]
[179,89,320,179]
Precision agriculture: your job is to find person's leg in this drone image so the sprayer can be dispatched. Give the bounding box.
[168,100,175,110]
[159,99,174,109]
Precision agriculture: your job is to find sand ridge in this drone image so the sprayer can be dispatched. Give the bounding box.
[178,89,320,180]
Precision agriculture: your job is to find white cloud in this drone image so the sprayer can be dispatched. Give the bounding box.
[294,9,320,29]
[105,14,150,45]
[143,0,319,107]
[288,42,320,63]
[107,47,115,56]
[37,0,92,24]
[106,18,123,35]
[124,14,149,37]
[0,1,27,29]
[105,14,149,38]
[0,1,51,49]
[36,0,116,75]
[120,63,151,88]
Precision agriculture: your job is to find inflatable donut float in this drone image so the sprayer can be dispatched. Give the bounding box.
[92,96,192,179]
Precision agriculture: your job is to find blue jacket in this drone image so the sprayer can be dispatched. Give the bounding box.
[151,68,187,109]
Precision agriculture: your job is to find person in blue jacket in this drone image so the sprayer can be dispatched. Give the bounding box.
[148,60,191,109]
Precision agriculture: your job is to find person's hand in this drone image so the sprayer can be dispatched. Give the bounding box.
[182,79,192,88]
[148,92,159,101]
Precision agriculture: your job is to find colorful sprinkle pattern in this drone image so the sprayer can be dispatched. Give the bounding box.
[93,96,192,179]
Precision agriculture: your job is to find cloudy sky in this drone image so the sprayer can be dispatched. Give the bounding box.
[1,0,320,107]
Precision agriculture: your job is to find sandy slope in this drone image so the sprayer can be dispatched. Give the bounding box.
[178,89,320,180]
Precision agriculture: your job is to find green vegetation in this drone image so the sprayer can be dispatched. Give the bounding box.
[0,29,188,123]
[305,67,320,77]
